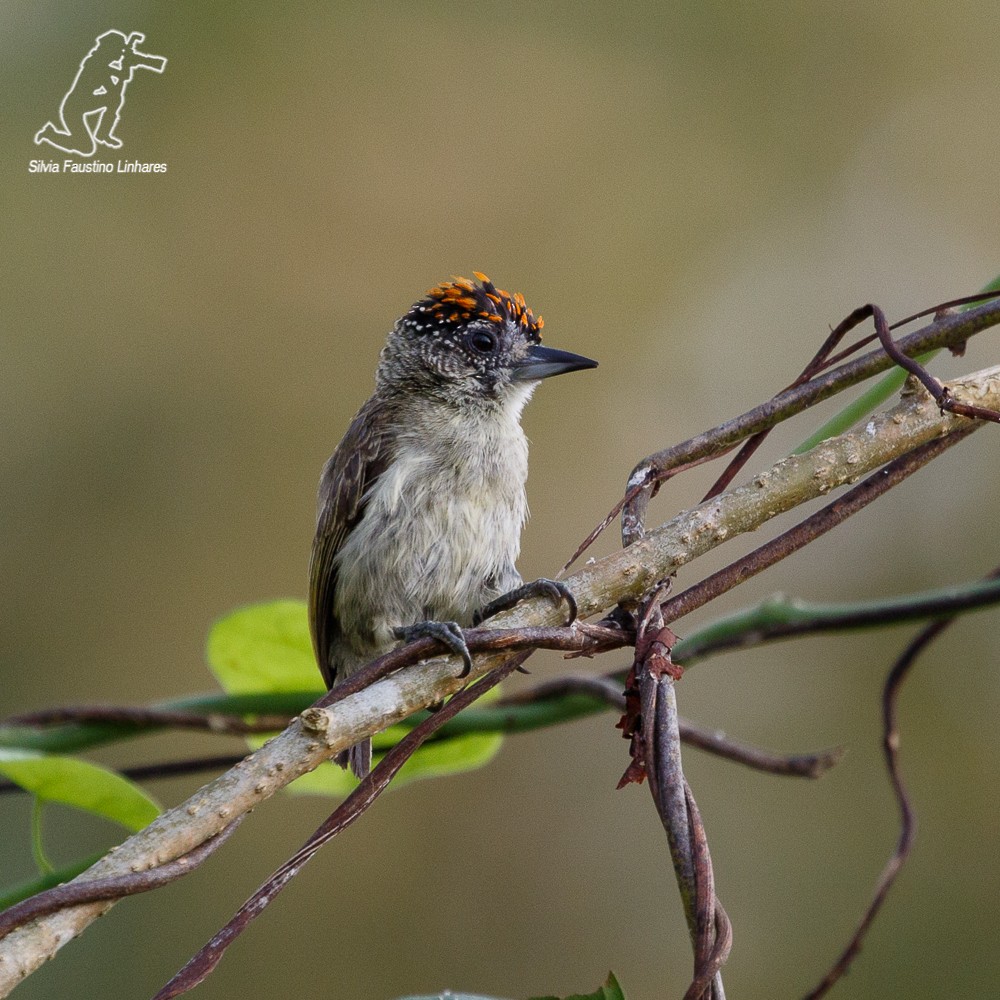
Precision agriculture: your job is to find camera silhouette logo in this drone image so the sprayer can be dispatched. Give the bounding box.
[35,30,166,158]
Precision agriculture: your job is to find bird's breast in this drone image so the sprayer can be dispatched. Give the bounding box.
[332,412,529,653]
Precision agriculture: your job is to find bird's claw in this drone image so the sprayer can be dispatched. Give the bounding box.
[538,578,578,625]
[474,578,578,626]
[393,620,474,678]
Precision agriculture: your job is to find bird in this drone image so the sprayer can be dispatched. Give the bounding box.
[308,272,597,777]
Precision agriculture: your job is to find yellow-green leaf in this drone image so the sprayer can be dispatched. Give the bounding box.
[0,749,160,832]
[531,972,627,1000]
[207,600,317,693]
[207,600,507,795]
[287,730,504,797]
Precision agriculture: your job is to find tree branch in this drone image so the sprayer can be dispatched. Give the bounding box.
[1,365,998,994]
[620,299,1000,544]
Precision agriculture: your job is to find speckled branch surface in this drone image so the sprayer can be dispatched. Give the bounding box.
[1,366,998,994]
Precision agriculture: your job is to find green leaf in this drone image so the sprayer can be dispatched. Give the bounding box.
[209,601,507,795]
[286,729,504,796]
[530,972,627,1000]
[395,995,514,1000]
[207,600,318,693]
[0,750,160,831]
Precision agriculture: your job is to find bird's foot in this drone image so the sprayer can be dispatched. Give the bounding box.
[393,620,474,678]
[474,578,578,626]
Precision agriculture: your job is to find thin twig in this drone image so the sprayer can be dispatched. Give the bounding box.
[868,303,1000,423]
[633,592,729,997]
[677,722,843,778]
[697,300,898,503]
[302,623,623,714]
[498,675,843,777]
[4,706,291,735]
[498,673,628,708]
[803,563,1000,998]
[808,289,1000,372]
[0,818,244,939]
[560,455,722,576]
[683,781,732,1000]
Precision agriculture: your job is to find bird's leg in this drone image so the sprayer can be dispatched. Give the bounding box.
[474,578,578,627]
[393,620,474,678]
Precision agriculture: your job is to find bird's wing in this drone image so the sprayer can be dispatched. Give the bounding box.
[308,398,394,689]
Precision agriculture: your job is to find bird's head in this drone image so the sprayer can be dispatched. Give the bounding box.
[376,273,597,409]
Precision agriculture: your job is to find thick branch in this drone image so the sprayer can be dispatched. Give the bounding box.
[1,366,998,993]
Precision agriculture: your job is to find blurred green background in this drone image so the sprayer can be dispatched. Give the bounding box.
[3,3,1000,998]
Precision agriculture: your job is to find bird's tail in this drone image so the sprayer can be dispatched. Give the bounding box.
[335,738,372,779]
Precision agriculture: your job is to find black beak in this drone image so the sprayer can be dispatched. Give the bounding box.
[511,344,598,382]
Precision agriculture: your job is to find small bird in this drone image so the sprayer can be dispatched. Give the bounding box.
[308,273,597,777]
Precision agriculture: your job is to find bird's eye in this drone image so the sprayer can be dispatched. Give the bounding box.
[467,330,498,354]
